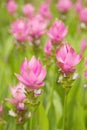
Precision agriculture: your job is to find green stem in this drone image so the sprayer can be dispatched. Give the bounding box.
[30,117,32,130]
[63,90,68,130]
[16,124,24,130]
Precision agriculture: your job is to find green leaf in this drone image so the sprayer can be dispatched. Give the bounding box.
[37,104,49,130]
[74,103,86,130]
[47,102,57,130]
[0,120,6,130]
[4,36,14,59]
[53,91,63,124]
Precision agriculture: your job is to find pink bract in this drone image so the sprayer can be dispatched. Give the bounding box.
[75,0,83,13]
[7,83,26,110]
[85,71,87,78]
[44,40,53,55]
[28,16,48,38]
[56,0,72,13]
[45,0,52,4]
[48,19,68,43]
[10,19,29,42]
[79,8,87,23]
[39,3,52,20]
[23,4,35,18]
[16,56,47,89]
[7,0,18,14]
[80,39,87,51]
[56,44,82,73]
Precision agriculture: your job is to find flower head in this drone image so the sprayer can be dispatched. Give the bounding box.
[48,20,68,43]
[7,83,26,111]
[56,0,72,13]
[44,40,53,55]
[27,16,47,41]
[22,4,35,18]
[16,56,47,89]
[7,0,18,14]
[39,3,52,20]
[84,59,87,79]
[75,0,83,13]
[79,8,87,23]
[80,39,87,52]
[45,0,52,4]
[56,44,82,73]
[0,105,4,117]
[10,19,29,42]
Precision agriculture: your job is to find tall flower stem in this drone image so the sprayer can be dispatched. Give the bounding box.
[63,89,68,130]
[30,117,32,130]
[17,124,24,130]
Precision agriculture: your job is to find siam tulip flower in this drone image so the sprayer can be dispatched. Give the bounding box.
[56,0,72,13]
[44,40,53,55]
[84,59,87,87]
[39,3,52,20]
[10,19,29,42]
[85,59,87,68]
[0,106,3,113]
[56,44,82,73]
[48,19,68,43]
[7,0,18,14]
[75,0,83,13]
[22,4,35,18]
[79,8,87,23]
[34,14,45,22]
[6,83,26,111]
[0,105,4,117]
[80,39,87,52]
[16,56,47,89]
[84,59,87,79]
[45,0,52,4]
[28,35,33,43]
[28,16,47,40]
[84,71,87,78]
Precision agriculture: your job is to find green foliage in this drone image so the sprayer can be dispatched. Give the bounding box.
[0,0,87,130]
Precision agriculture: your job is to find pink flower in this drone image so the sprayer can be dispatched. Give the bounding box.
[28,16,47,39]
[0,106,3,113]
[84,59,87,80]
[44,40,53,55]
[79,8,87,23]
[7,0,18,14]
[84,59,87,78]
[45,0,52,4]
[84,71,87,78]
[34,14,45,22]
[10,19,29,42]
[39,3,52,20]
[80,39,87,51]
[7,83,26,110]
[16,56,47,89]
[56,44,82,73]
[22,4,35,18]
[56,0,72,13]
[0,105,4,117]
[48,20,68,43]
[85,59,87,68]
[75,0,83,13]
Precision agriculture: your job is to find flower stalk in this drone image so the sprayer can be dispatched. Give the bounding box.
[63,89,68,130]
[17,124,24,130]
